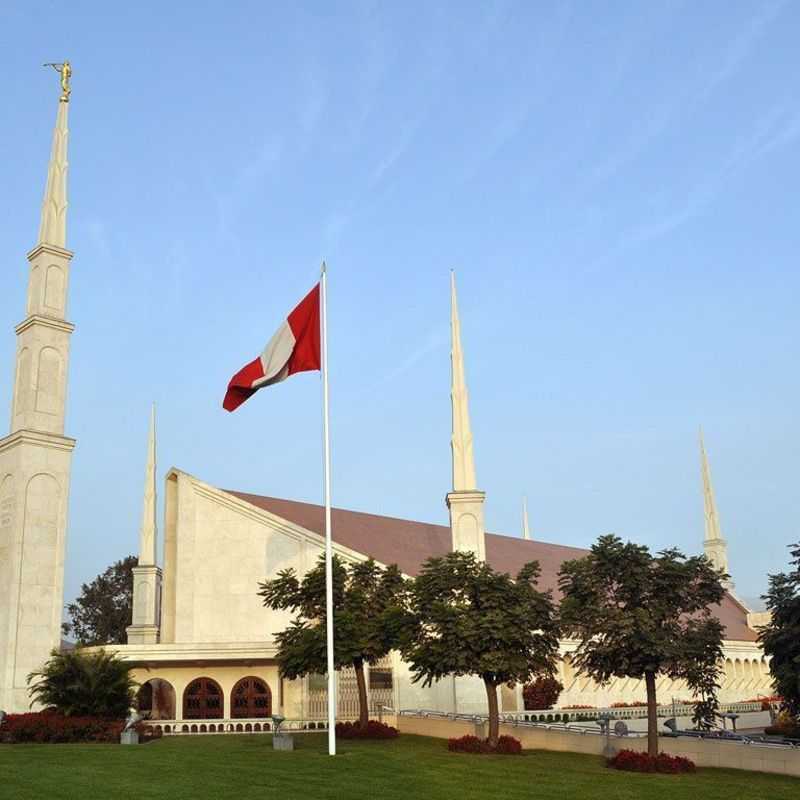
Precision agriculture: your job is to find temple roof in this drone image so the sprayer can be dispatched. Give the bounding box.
[227,490,756,643]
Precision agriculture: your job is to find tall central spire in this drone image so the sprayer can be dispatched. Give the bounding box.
[699,429,732,587]
[446,272,486,559]
[138,404,158,565]
[128,405,163,645]
[450,271,477,491]
[37,96,69,249]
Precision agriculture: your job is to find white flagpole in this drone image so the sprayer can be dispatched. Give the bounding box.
[321,262,336,756]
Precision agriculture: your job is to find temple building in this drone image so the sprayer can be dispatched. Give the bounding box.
[0,78,773,723]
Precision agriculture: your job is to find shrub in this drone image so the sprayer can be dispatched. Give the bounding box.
[448,734,489,753]
[447,734,522,755]
[494,735,523,754]
[523,677,563,710]
[764,713,800,739]
[335,720,398,739]
[27,649,136,718]
[0,711,124,744]
[610,701,648,708]
[608,749,695,774]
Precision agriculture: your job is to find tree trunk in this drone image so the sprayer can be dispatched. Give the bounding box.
[645,670,658,758]
[354,658,369,729]
[484,676,500,748]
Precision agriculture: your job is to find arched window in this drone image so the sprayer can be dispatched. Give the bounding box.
[137,678,176,720]
[183,677,224,720]
[231,676,272,718]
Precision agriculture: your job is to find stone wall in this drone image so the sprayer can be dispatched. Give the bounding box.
[396,714,800,778]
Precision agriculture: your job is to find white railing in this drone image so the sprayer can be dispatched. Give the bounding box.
[502,700,765,724]
[397,709,644,739]
[142,718,331,736]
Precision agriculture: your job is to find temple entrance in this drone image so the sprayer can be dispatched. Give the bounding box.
[231,676,272,718]
[183,677,224,720]
[137,678,176,720]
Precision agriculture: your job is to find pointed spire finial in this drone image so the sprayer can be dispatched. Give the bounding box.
[699,428,732,587]
[522,496,531,541]
[37,82,70,248]
[700,428,720,544]
[450,271,477,491]
[138,404,158,566]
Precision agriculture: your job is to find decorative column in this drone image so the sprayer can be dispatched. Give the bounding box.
[127,405,162,644]
[699,429,733,589]
[446,272,486,560]
[0,65,77,713]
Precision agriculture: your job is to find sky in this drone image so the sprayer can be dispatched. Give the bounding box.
[1,1,798,611]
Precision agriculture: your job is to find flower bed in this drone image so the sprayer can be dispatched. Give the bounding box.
[608,749,695,774]
[447,734,522,755]
[764,722,800,739]
[0,711,124,744]
[335,720,398,739]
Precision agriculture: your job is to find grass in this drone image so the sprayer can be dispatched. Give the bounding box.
[1,733,798,800]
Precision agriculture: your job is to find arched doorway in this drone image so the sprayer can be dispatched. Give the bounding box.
[231,676,272,718]
[183,677,224,720]
[137,678,176,720]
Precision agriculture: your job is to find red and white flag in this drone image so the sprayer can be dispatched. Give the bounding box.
[223,283,321,412]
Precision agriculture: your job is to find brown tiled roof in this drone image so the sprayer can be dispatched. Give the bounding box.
[228,490,756,643]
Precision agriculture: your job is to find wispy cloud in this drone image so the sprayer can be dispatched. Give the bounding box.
[86,218,110,261]
[373,324,449,388]
[214,134,283,248]
[696,0,787,103]
[458,2,574,184]
[298,67,327,145]
[586,102,800,266]
[581,2,786,192]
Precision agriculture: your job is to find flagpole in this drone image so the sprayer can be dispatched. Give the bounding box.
[321,261,336,756]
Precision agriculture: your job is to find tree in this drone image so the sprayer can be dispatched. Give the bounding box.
[759,542,800,719]
[27,649,137,718]
[258,554,405,728]
[62,556,137,645]
[558,535,726,757]
[400,551,559,747]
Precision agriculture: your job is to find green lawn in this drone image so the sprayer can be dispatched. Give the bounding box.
[1,733,798,800]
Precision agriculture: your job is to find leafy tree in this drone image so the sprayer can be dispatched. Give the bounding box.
[558,535,726,757]
[258,554,405,728]
[400,551,559,747]
[28,649,137,718]
[62,556,137,645]
[759,542,800,719]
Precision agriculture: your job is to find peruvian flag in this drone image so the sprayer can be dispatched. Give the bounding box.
[223,283,321,412]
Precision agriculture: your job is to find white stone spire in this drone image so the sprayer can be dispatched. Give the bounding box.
[450,271,477,491]
[37,99,69,249]
[138,404,157,565]
[522,496,531,541]
[699,429,732,588]
[127,406,163,644]
[446,272,485,559]
[0,77,76,713]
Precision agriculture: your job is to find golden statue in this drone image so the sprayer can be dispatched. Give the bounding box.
[43,61,72,102]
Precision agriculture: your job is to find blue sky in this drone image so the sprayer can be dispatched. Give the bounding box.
[1,2,798,610]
